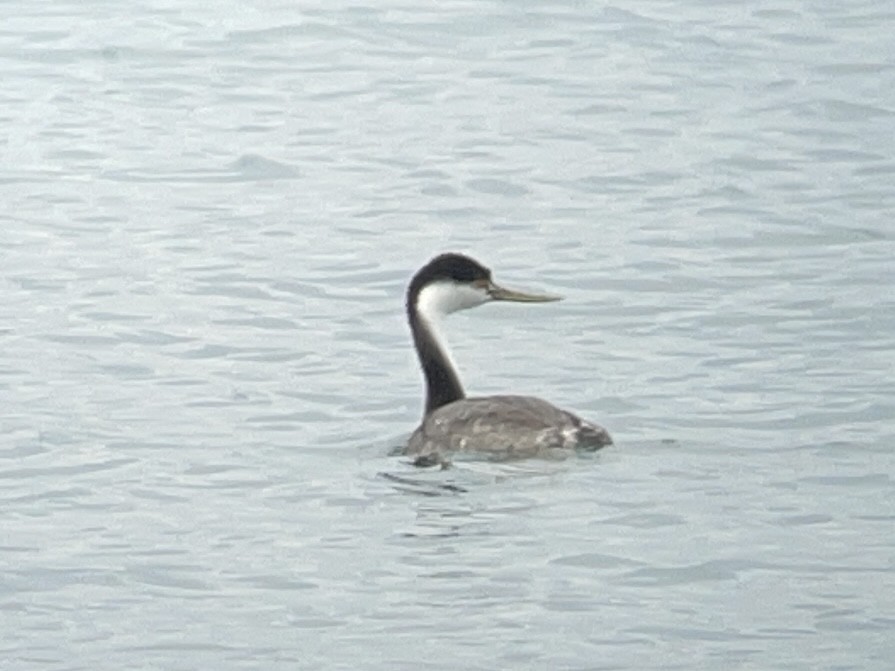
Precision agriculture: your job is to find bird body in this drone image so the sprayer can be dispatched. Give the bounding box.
[408,395,612,466]
[403,253,611,466]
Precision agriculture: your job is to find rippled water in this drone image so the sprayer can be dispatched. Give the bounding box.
[2,1,893,669]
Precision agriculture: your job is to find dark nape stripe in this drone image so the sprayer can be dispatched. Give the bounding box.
[408,310,465,415]
[405,253,489,417]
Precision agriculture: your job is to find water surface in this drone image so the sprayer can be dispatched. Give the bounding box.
[1,1,893,669]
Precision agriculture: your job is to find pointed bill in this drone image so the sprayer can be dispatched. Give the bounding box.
[487,283,562,303]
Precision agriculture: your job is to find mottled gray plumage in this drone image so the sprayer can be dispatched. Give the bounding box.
[406,395,612,467]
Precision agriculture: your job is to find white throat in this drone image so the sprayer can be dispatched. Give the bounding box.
[416,281,490,322]
[414,282,490,379]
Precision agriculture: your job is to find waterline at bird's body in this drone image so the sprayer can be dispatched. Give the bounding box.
[402,253,612,467]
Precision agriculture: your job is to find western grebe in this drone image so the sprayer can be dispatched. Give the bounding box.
[404,252,612,467]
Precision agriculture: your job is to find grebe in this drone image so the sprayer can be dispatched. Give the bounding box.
[404,253,612,466]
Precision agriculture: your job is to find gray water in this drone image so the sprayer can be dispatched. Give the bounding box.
[2,1,894,669]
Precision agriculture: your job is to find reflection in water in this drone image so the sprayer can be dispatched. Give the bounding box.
[378,470,469,497]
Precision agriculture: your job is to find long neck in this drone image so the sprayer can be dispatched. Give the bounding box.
[407,303,465,416]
